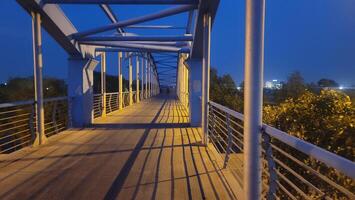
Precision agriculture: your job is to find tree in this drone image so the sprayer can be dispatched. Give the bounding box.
[0,77,66,103]
[264,90,355,198]
[210,68,243,112]
[274,71,307,103]
[317,78,339,88]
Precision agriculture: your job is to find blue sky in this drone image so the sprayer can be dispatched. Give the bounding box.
[0,0,355,86]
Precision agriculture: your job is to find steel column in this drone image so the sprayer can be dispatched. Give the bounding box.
[243,0,265,199]
[101,52,107,117]
[32,12,47,145]
[141,57,144,100]
[148,61,151,97]
[145,56,148,99]
[202,13,211,145]
[129,55,133,105]
[118,52,123,109]
[136,56,140,103]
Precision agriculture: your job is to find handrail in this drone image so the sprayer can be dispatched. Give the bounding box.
[0,96,68,109]
[263,124,355,179]
[0,100,34,108]
[1,96,70,154]
[43,96,68,103]
[209,100,355,179]
[209,101,244,120]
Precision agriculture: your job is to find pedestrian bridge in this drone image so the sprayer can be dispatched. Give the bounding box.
[0,95,240,199]
[1,0,354,199]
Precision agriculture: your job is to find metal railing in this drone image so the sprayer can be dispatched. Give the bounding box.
[132,91,137,104]
[94,91,149,119]
[208,101,355,200]
[105,92,119,113]
[123,91,130,107]
[93,94,103,118]
[0,96,70,154]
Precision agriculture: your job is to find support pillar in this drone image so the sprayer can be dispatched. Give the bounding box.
[243,0,265,199]
[129,55,133,105]
[141,57,144,100]
[145,57,148,99]
[31,12,47,145]
[148,63,151,98]
[202,13,211,145]
[136,56,140,103]
[186,59,202,127]
[101,52,106,117]
[118,52,123,110]
[68,58,99,127]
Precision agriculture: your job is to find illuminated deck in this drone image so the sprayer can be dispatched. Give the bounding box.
[0,96,239,200]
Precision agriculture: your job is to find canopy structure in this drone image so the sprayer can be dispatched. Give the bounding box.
[17,0,219,87]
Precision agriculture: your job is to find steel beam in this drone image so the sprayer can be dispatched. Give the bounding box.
[243,0,266,199]
[17,0,96,58]
[96,47,188,54]
[126,25,185,29]
[43,0,198,5]
[88,42,190,53]
[71,5,197,38]
[100,4,124,33]
[77,35,193,42]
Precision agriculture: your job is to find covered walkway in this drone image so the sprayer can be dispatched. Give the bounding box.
[0,95,239,200]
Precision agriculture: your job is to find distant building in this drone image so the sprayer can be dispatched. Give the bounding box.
[265,79,282,89]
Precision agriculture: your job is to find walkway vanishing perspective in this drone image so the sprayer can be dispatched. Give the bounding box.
[0,95,239,200]
[1,1,354,199]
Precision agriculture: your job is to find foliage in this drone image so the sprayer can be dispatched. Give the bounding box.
[318,78,339,88]
[210,68,243,112]
[264,90,355,160]
[274,71,307,103]
[264,90,355,198]
[93,71,130,93]
[0,77,66,103]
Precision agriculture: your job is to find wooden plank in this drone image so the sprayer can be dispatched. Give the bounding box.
[0,95,241,200]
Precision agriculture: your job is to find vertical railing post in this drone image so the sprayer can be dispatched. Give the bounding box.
[67,97,73,128]
[202,12,211,145]
[118,52,123,110]
[129,54,133,106]
[262,129,278,199]
[136,56,140,103]
[52,100,58,134]
[29,102,36,141]
[31,11,47,145]
[101,52,107,117]
[243,0,265,199]
[224,112,232,168]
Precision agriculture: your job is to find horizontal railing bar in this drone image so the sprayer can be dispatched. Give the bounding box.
[0,128,31,141]
[0,134,31,147]
[209,101,244,120]
[0,100,34,108]
[263,125,355,179]
[270,143,354,197]
[43,96,68,103]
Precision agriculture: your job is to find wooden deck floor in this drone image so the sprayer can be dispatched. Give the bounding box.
[0,95,241,200]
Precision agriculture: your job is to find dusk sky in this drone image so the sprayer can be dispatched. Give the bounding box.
[0,0,355,86]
